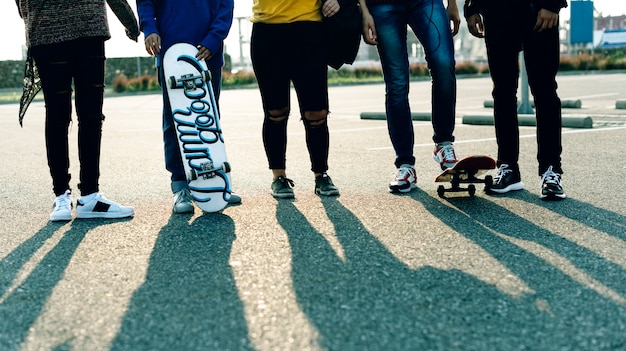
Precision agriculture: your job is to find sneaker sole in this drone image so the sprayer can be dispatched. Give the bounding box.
[490,182,524,194]
[173,205,194,214]
[76,211,134,219]
[389,183,417,194]
[315,189,340,196]
[272,192,295,199]
[50,214,72,222]
[541,192,566,201]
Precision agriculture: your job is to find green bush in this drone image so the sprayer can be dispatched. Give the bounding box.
[2,50,625,93]
[223,70,257,86]
[112,74,129,93]
[455,62,479,75]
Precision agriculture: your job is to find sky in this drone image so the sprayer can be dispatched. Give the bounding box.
[0,0,624,61]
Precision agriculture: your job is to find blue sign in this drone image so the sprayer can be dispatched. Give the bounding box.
[570,1,594,44]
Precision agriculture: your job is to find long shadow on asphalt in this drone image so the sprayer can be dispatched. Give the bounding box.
[0,220,103,350]
[110,213,252,351]
[442,190,626,298]
[513,190,626,242]
[276,195,626,350]
[412,188,626,348]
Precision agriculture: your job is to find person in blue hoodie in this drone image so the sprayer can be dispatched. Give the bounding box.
[137,0,240,213]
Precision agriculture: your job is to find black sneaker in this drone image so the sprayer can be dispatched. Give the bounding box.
[272,176,295,199]
[491,164,524,194]
[540,166,566,200]
[315,173,340,196]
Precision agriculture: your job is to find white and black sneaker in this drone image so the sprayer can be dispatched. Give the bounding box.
[76,192,134,219]
[540,166,566,201]
[50,190,73,222]
[491,164,524,194]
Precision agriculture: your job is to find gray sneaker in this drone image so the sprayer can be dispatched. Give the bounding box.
[227,192,242,205]
[272,176,295,199]
[173,188,194,213]
[315,173,340,196]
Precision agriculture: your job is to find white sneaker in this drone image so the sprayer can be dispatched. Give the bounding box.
[389,164,417,193]
[76,193,134,219]
[173,188,194,213]
[50,190,72,222]
[433,143,459,170]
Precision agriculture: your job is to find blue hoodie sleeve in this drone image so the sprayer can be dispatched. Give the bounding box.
[136,0,159,37]
[199,0,234,57]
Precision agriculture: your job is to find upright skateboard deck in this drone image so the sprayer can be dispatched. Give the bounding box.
[163,43,232,212]
[435,155,496,197]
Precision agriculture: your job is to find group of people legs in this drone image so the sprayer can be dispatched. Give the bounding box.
[18,0,566,223]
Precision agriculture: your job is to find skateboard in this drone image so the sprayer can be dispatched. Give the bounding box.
[435,155,496,197]
[163,43,232,212]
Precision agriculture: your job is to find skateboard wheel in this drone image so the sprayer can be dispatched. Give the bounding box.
[484,175,493,187]
[468,184,476,197]
[437,185,445,198]
[188,169,198,181]
[484,175,493,193]
[202,70,212,82]
[222,161,231,173]
[169,76,177,89]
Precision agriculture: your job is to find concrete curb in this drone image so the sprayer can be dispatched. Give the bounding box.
[462,114,594,128]
[360,112,431,121]
[483,99,582,109]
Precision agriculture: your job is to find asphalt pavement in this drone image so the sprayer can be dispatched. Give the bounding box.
[1,72,626,350]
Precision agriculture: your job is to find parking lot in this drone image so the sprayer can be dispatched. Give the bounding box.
[1,72,626,350]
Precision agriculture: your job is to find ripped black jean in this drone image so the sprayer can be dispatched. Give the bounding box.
[31,37,106,196]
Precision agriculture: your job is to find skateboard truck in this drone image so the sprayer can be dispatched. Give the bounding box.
[169,70,212,91]
[437,172,493,198]
[434,155,496,198]
[188,161,231,180]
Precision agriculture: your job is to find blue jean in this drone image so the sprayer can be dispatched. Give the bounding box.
[160,63,222,193]
[369,0,457,167]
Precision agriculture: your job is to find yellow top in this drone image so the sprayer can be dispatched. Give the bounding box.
[251,0,322,24]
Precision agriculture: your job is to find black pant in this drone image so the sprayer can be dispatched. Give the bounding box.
[31,38,106,196]
[482,1,563,175]
[250,22,330,174]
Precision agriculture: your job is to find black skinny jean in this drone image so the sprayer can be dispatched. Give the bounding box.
[30,37,106,196]
[482,1,563,175]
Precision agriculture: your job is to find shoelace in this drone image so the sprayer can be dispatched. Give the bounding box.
[542,166,561,185]
[494,164,511,182]
[55,196,70,209]
[280,177,295,188]
[440,145,457,162]
[176,189,193,204]
[395,167,413,180]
